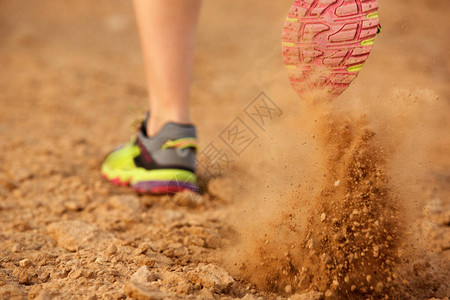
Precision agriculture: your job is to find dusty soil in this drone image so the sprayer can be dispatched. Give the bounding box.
[0,0,449,299]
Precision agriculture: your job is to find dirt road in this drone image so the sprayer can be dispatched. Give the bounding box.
[0,0,449,299]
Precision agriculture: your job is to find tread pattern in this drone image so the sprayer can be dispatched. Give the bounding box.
[282,0,380,96]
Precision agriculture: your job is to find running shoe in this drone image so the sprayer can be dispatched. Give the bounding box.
[282,0,381,97]
[101,115,198,194]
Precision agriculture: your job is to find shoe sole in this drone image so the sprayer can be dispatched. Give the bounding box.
[282,0,380,97]
[101,168,198,195]
[132,180,198,195]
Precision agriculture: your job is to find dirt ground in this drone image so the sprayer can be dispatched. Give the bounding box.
[0,0,449,299]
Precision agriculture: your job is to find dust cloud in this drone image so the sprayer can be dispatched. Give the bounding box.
[221,87,449,299]
[212,1,449,298]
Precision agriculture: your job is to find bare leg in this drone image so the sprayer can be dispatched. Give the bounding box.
[133,0,202,136]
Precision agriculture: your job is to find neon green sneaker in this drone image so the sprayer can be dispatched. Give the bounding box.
[101,116,198,194]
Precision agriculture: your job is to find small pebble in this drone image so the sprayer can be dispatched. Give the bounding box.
[332,280,339,288]
[11,243,21,253]
[105,244,117,256]
[375,282,384,292]
[19,258,32,267]
[373,245,380,258]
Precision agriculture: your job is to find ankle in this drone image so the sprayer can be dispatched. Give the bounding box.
[147,114,191,137]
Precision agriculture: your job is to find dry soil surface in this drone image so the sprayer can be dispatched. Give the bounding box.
[0,1,449,299]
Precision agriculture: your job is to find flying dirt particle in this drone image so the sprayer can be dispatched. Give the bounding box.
[306,238,315,249]
[332,279,339,289]
[320,213,326,222]
[366,275,372,283]
[334,180,340,187]
[285,284,292,293]
[373,245,380,258]
[375,282,384,293]
[320,253,332,264]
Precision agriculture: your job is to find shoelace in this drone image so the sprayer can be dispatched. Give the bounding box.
[161,138,198,151]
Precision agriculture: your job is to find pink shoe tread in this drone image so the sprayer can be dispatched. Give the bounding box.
[282,0,380,97]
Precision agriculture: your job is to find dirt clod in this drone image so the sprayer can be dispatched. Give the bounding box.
[188,263,234,291]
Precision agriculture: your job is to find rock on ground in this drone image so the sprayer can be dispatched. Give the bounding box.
[187,263,234,292]
[130,266,153,285]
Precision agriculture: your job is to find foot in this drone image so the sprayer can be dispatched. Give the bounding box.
[101,115,198,194]
[282,0,381,97]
